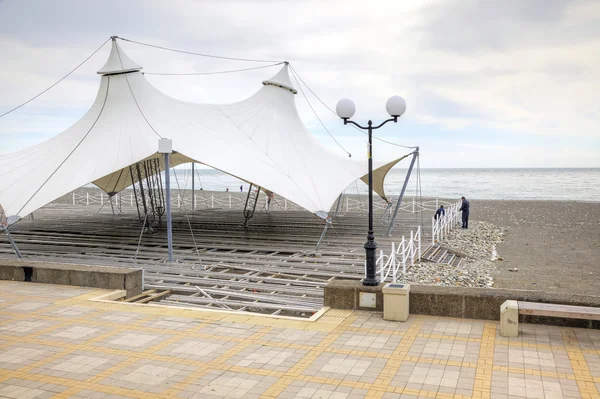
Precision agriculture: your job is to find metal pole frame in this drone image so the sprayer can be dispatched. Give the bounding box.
[385,148,419,237]
[341,116,399,287]
[4,229,22,259]
[191,162,195,212]
[164,153,173,263]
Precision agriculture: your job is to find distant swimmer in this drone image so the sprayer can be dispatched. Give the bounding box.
[240,185,243,192]
[434,205,445,220]
[459,196,470,228]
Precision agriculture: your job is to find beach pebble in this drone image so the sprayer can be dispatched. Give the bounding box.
[397,221,503,288]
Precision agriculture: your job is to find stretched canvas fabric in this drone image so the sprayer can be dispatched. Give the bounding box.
[0,39,409,221]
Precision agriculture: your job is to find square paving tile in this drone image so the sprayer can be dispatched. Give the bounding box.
[100,359,192,392]
[182,371,278,399]
[303,352,387,383]
[227,345,308,372]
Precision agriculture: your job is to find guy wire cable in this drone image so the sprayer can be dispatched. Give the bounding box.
[289,66,352,157]
[289,64,417,150]
[0,37,111,119]
[115,42,163,139]
[144,63,284,76]
[116,36,284,63]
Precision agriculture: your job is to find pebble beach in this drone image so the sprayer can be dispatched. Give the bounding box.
[403,199,600,296]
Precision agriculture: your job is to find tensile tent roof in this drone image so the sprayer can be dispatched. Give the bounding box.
[0,38,409,222]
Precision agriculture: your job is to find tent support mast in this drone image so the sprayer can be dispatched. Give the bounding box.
[191,163,195,212]
[334,193,343,217]
[385,147,419,237]
[315,218,332,252]
[4,229,22,259]
[243,184,260,227]
[164,153,173,262]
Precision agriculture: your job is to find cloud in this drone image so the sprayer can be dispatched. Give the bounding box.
[0,0,598,165]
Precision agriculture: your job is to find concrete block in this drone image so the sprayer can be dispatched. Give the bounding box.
[464,294,505,320]
[33,268,69,285]
[0,265,24,281]
[108,273,126,290]
[500,300,519,337]
[409,292,463,318]
[68,270,87,287]
[86,272,110,289]
[324,280,356,309]
[125,269,143,290]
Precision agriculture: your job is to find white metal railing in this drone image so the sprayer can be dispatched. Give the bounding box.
[68,191,452,214]
[431,200,462,245]
[373,226,422,283]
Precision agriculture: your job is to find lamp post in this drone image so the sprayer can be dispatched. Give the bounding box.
[336,96,406,286]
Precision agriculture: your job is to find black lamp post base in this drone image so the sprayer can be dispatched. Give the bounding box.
[363,239,379,286]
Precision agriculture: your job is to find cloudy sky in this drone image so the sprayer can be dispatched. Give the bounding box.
[0,0,598,167]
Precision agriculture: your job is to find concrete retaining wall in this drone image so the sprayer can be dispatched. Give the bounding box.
[325,280,600,328]
[0,259,142,298]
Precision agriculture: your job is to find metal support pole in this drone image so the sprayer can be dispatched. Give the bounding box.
[4,229,22,259]
[386,149,419,237]
[363,122,378,286]
[164,153,173,263]
[191,162,195,212]
[334,193,343,217]
[315,218,331,251]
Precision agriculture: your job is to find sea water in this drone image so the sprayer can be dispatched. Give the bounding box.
[166,168,600,202]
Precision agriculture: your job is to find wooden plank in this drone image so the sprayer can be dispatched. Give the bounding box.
[136,290,172,304]
[123,290,156,302]
[518,301,600,320]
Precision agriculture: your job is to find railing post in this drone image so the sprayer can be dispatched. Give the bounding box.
[211,195,214,208]
[401,237,406,276]
[379,249,384,282]
[86,192,89,206]
[410,230,415,265]
[391,242,396,282]
[432,217,435,245]
[417,226,422,261]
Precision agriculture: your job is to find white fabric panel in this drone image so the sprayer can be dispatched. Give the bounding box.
[0,44,407,220]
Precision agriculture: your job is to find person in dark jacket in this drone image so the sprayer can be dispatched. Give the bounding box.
[434,205,445,220]
[459,196,470,228]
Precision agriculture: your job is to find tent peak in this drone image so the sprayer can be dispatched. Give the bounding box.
[262,63,297,94]
[97,37,143,75]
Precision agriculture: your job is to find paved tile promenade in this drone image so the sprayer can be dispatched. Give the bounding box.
[0,281,599,399]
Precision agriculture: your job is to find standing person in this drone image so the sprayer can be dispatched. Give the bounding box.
[434,205,445,220]
[240,185,243,192]
[459,196,470,228]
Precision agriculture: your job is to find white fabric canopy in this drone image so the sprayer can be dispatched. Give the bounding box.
[0,39,409,221]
